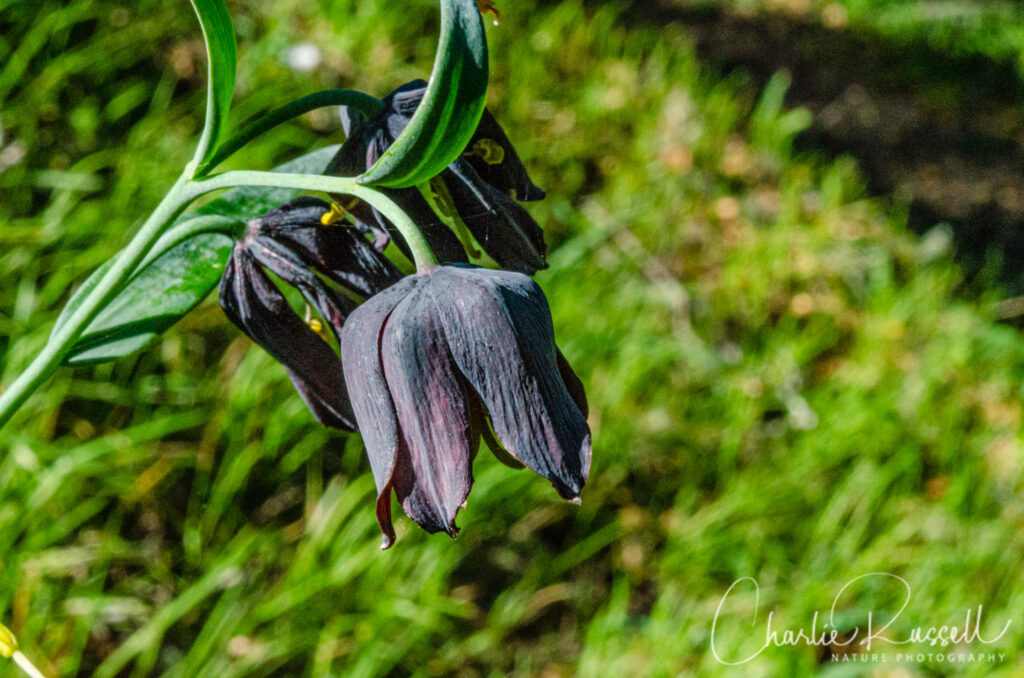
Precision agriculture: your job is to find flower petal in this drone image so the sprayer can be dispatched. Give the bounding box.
[556,349,589,418]
[339,275,420,549]
[383,79,428,131]
[218,246,357,430]
[430,266,590,498]
[338,106,367,139]
[465,109,546,202]
[252,198,402,297]
[326,121,469,266]
[443,159,548,275]
[370,194,470,266]
[472,398,526,470]
[381,282,475,538]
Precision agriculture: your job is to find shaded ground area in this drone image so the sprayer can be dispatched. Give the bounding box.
[632,2,1024,297]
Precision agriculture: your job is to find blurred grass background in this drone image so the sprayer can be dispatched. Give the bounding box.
[2,0,1024,676]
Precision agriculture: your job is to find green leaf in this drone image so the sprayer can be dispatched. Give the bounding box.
[359,0,488,188]
[58,145,340,365]
[64,232,235,365]
[189,0,237,170]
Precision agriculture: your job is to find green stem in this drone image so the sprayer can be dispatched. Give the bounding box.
[0,173,199,430]
[12,651,46,678]
[191,170,439,270]
[0,168,437,432]
[198,89,383,175]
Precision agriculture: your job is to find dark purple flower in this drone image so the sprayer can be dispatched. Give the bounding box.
[218,197,403,430]
[340,264,591,548]
[327,80,549,275]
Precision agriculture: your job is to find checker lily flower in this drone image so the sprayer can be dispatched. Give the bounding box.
[340,264,591,549]
[218,197,403,430]
[327,80,549,275]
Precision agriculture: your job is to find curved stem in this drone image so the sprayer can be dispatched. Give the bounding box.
[0,174,198,430]
[191,170,439,270]
[198,89,383,175]
[0,166,439,432]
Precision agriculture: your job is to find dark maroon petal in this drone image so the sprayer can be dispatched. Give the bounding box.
[465,109,546,202]
[383,79,428,130]
[326,126,469,266]
[381,282,475,538]
[429,266,590,499]
[556,349,589,418]
[249,198,402,297]
[338,106,367,139]
[368,190,470,267]
[443,160,548,275]
[218,246,357,430]
[351,215,391,252]
[325,125,394,253]
[471,397,525,470]
[339,276,420,549]
[247,234,355,337]
[325,116,377,178]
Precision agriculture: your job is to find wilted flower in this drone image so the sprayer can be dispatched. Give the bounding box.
[340,264,591,548]
[327,80,549,275]
[218,197,402,430]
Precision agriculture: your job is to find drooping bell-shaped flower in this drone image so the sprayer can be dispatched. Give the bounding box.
[340,264,591,548]
[327,80,549,275]
[218,197,403,430]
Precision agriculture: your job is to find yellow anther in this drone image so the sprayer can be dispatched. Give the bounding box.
[320,201,347,226]
[477,0,500,24]
[0,623,18,659]
[467,138,505,165]
[308,318,332,342]
[304,306,332,342]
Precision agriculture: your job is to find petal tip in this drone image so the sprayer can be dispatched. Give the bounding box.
[568,496,582,506]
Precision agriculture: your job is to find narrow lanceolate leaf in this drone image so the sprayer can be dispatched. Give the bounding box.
[359,0,488,188]
[65,232,235,365]
[189,0,237,170]
[57,146,340,365]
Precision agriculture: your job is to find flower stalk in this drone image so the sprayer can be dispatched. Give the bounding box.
[0,169,440,430]
[193,171,440,271]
